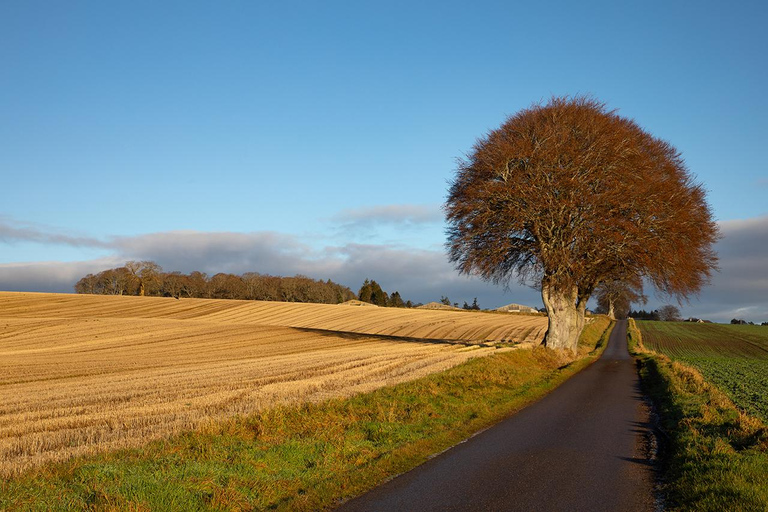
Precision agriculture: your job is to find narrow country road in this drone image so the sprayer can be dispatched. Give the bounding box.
[337,320,655,512]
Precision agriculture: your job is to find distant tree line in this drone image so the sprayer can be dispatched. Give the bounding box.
[356,279,424,308]
[629,305,681,322]
[629,309,660,321]
[629,309,768,325]
[75,263,492,311]
[358,279,396,307]
[356,279,482,310]
[731,319,768,326]
[75,261,356,304]
[436,295,481,310]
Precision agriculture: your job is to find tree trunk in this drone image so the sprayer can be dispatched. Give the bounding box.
[575,296,588,340]
[541,282,581,352]
[607,299,615,320]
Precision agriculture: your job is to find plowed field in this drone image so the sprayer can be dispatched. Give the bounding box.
[0,292,546,476]
[637,320,768,422]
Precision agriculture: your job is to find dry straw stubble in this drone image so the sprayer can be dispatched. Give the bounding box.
[0,292,546,477]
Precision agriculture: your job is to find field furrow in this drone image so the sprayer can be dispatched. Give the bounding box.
[0,292,545,476]
[637,320,768,422]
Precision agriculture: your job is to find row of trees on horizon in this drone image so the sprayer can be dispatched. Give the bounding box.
[73,262,476,309]
[75,261,357,304]
[627,306,683,322]
[356,279,484,310]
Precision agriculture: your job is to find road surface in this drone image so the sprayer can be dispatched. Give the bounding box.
[337,320,655,512]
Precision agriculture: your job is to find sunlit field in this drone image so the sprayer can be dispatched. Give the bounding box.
[0,292,546,477]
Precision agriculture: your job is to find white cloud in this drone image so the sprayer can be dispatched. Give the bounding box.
[0,257,123,293]
[331,204,443,233]
[0,228,539,308]
[110,232,539,308]
[4,212,768,320]
[0,217,109,248]
[112,230,316,276]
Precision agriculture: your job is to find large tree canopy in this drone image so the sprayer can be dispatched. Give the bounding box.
[445,96,719,351]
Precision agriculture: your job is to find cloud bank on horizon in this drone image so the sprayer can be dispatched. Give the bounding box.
[1,208,767,323]
[0,205,542,311]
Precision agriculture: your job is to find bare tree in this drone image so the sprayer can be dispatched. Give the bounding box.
[445,96,719,351]
[97,267,132,295]
[74,274,98,294]
[658,305,681,322]
[186,271,209,298]
[161,271,187,298]
[242,272,263,300]
[208,273,246,299]
[125,261,162,296]
[595,276,646,320]
[112,267,133,295]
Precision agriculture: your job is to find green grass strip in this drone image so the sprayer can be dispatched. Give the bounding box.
[628,319,768,512]
[2,318,612,511]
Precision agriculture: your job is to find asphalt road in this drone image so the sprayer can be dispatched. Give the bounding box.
[336,320,655,512]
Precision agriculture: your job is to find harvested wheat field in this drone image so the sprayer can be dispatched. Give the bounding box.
[0,292,547,477]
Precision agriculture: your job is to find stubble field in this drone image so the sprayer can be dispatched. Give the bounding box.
[0,292,546,477]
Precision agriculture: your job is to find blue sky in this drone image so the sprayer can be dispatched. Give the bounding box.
[1,1,767,321]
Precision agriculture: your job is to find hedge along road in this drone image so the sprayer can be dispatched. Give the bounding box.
[337,320,655,512]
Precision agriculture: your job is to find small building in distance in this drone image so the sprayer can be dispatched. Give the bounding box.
[496,303,539,314]
[339,299,378,307]
[418,301,461,311]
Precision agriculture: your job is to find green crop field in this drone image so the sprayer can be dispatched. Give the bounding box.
[637,321,768,422]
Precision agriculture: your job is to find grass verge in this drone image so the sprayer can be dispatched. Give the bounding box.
[2,317,612,511]
[628,319,768,511]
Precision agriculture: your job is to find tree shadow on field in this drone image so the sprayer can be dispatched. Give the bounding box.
[291,326,504,349]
